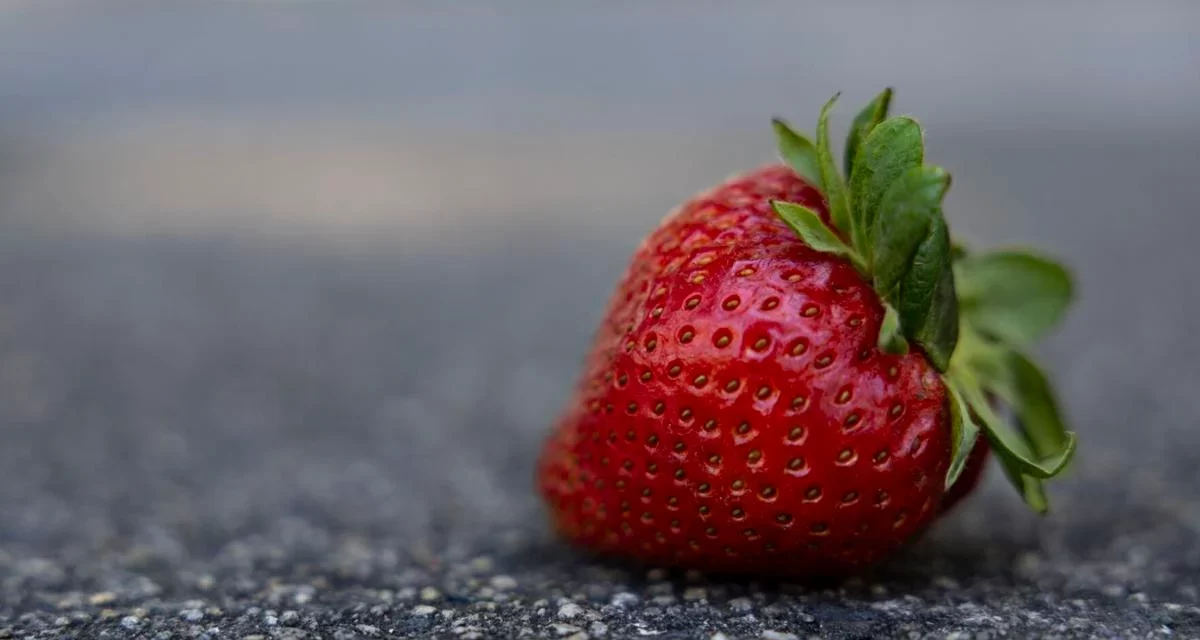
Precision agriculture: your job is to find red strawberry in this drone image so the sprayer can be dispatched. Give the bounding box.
[537,90,1076,576]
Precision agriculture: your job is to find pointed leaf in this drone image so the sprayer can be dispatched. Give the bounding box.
[815,93,853,239]
[956,250,1073,346]
[945,382,981,488]
[996,455,1050,513]
[871,166,952,298]
[772,201,867,273]
[870,165,956,371]
[876,303,908,355]
[899,214,958,372]
[849,116,924,260]
[977,349,1074,460]
[772,118,823,192]
[957,374,1075,479]
[843,87,892,179]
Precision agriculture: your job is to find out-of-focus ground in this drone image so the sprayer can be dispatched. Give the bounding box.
[1,4,1199,638]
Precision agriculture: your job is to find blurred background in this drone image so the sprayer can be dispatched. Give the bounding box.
[1,0,1200,616]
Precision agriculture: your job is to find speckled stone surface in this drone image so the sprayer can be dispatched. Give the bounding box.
[2,138,1200,639]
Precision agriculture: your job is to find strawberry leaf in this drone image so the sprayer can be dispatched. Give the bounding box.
[870,165,957,371]
[956,250,1074,347]
[977,349,1074,462]
[871,166,952,299]
[772,118,823,192]
[772,201,867,273]
[876,302,908,355]
[996,455,1050,513]
[849,116,924,261]
[945,382,981,488]
[902,216,959,372]
[815,93,853,239]
[956,373,1076,479]
[843,87,893,180]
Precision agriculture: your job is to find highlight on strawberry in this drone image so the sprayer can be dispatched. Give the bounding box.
[537,89,1076,576]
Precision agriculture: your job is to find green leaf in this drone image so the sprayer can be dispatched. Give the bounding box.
[871,166,952,299]
[876,303,909,355]
[956,374,1076,479]
[945,382,981,488]
[996,455,1050,513]
[870,165,956,371]
[815,93,853,239]
[772,118,823,192]
[772,201,867,273]
[956,250,1074,346]
[849,116,924,260]
[843,87,892,179]
[977,349,1074,461]
[902,220,958,372]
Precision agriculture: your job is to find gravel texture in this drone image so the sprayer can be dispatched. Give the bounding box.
[2,138,1200,639]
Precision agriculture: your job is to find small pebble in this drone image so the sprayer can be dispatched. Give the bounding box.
[88,592,117,606]
[729,597,754,613]
[412,605,437,616]
[421,586,442,602]
[611,592,639,608]
[558,602,584,619]
[491,575,518,591]
[121,616,141,630]
[761,631,799,640]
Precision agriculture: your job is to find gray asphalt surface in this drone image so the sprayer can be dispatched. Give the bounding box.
[1,130,1200,639]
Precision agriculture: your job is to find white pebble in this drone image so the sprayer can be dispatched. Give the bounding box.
[491,575,518,591]
[412,605,437,616]
[611,592,639,607]
[558,602,584,619]
[728,597,753,612]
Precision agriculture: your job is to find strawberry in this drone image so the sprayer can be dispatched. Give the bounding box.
[537,89,1076,576]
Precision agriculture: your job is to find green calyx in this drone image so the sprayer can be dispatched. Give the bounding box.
[769,90,1077,513]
